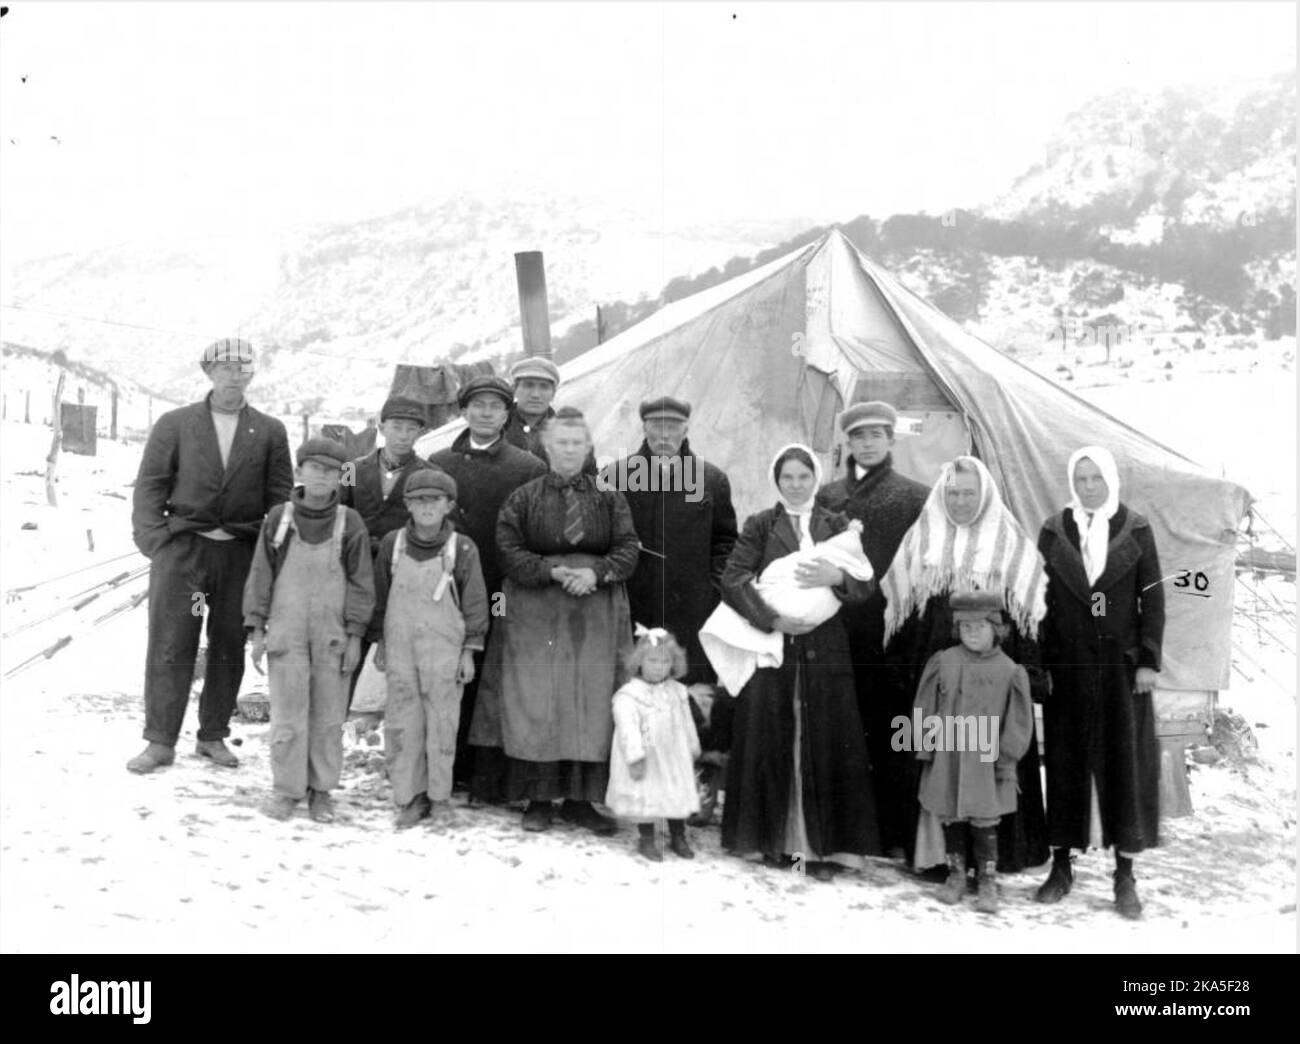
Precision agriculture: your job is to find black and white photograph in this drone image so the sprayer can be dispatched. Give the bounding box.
[0,0,1295,964]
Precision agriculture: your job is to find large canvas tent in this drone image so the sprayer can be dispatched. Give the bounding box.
[422,229,1251,692]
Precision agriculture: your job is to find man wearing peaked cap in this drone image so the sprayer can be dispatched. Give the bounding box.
[605,393,737,697]
[457,374,514,411]
[503,356,560,461]
[502,356,596,474]
[129,337,293,775]
[429,371,546,790]
[200,337,256,374]
[638,396,692,422]
[816,398,929,857]
[509,355,562,387]
[839,400,897,437]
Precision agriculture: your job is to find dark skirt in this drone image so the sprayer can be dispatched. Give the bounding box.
[722,641,881,861]
[505,757,610,803]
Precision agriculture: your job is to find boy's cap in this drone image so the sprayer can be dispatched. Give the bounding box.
[296,437,349,470]
[380,396,428,425]
[950,589,1005,624]
[404,469,457,501]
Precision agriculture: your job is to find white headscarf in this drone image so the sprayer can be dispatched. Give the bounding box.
[881,455,1047,643]
[770,443,823,551]
[1066,446,1121,586]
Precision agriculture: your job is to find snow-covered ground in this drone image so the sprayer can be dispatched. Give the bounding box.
[0,353,1294,954]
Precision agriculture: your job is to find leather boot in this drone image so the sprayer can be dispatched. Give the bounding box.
[1035,847,1074,904]
[195,739,239,767]
[265,794,298,821]
[939,823,969,905]
[396,794,432,830]
[521,800,553,833]
[667,819,694,859]
[972,826,999,915]
[1114,855,1143,920]
[126,742,175,774]
[560,799,617,835]
[637,823,662,862]
[307,788,336,823]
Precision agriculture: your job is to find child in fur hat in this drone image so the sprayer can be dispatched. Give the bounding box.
[912,590,1034,914]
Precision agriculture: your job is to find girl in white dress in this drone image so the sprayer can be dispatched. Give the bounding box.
[606,627,702,861]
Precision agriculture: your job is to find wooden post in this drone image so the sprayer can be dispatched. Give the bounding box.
[514,251,553,358]
[301,413,309,444]
[147,396,153,431]
[25,389,31,424]
[110,384,119,440]
[596,305,606,345]
[46,371,66,507]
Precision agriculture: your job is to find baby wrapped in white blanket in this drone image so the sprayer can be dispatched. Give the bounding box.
[700,520,874,694]
[755,519,874,628]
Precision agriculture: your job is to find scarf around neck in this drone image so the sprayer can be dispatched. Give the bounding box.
[881,454,1046,643]
[770,442,822,550]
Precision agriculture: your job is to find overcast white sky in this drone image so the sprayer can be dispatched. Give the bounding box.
[0,1,1294,265]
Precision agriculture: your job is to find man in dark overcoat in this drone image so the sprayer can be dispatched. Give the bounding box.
[128,338,293,773]
[428,373,546,787]
[815,401,928,856]
[604,396,738,686]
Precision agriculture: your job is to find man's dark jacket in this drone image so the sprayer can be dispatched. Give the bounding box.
[339,448,439,557]
[132,397,293,558]
[815,453,928,662]
[606,439,737,684]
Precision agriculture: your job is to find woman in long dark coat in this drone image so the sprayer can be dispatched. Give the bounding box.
[471,407,639,834]
[720,444,882,881]
[880,455,1050,879]
[1034,445,1164,920]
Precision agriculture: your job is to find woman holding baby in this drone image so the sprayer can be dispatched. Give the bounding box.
[719,444,883,880]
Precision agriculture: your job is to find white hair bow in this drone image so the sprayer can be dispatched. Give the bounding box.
[634,623,670,646]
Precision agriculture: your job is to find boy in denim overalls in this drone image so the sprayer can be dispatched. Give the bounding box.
[244,438,375,822]
[371,469,489,829]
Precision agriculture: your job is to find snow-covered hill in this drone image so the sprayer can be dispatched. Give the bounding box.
[1,191,808,415]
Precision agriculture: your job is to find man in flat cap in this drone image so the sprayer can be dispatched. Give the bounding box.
[816,400,928,856]
[604,396,737,688]
[502,356,596,474]
[427,373,545,790]
[339,394,439,701]
[128,338,293,774]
